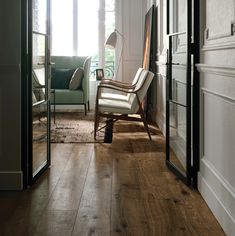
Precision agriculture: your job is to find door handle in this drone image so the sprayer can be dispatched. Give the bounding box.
[165,62,180,65]
[37,62,55,66]
[37,62,45,66]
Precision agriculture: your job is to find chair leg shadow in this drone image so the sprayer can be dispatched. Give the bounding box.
[104,119,113,143]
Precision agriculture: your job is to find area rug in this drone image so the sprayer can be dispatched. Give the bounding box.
[50,111,104,143]
[50,111,160,143]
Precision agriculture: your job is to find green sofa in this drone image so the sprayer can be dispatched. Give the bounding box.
[50,56,91,115]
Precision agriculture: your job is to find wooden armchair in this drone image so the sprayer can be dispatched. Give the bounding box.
[99,68,143,101]
[94,68,154,140]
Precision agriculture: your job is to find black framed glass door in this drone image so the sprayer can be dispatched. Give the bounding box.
[166,0,199,186]
[28,0,51,184]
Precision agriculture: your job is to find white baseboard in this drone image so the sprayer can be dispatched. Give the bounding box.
[0,171,23,190]
[156,111,166,136]
[198,158,235,236]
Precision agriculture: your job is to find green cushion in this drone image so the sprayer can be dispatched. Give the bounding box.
[51,68,75,89]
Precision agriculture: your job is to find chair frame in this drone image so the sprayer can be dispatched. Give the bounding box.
[100,78,137,89]
[94,78,152,140]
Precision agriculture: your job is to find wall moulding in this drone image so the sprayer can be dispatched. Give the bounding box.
[205,28,233,42]
[201,88,235,106]
[204,0,235,41]
[200,156,235,202]
[199,157,235,236]
[197,64,235,77]
[201,0,235,51]
[201,88,235,158]
[201,41,235,51]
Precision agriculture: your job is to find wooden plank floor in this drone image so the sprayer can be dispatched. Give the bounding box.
[0,123,225,236]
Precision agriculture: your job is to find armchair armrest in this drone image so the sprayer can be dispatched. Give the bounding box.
[100,79,137,89]
[97,84,136,94]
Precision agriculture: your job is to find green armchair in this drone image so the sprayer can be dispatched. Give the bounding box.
[50,56,91,115]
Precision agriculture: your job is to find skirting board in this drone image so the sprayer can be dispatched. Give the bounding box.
[156,111,166,136]
[198,160,235,236]
[0,171,23,190]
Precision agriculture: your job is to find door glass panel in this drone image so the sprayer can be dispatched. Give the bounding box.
[169,103,186,176]
[171,77,186,106]
[32,34,46,103]
[32,33,48,176]
[166,0,199,186]
[31,20,49,177]
[32,102,48,175]
[169,0,187,34]
[33,0,47,33]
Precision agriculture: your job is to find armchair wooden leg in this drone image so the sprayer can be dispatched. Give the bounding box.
[94,111,100,140]
[136,95,152,140]
[84,104,87,116]
[88,101,90,111]
[140,112,152,140]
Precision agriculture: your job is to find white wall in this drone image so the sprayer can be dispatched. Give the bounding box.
[197,0,235,235]
[0,0,22,190]
[116,0,146,83]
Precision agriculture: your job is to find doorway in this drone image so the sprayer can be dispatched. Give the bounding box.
[165,0,200,187]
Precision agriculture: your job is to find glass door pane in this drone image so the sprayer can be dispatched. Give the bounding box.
[166,0,199,187]
[168,35,187,177]
[166,0,193,185]
[33,0,47,33]
[169,103,187,176]
[32,102,48,174]
[30,0,51,182]
[32,33,48,176]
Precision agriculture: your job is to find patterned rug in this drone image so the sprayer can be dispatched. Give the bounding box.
[50,111,104,143]
[50,111,161,143]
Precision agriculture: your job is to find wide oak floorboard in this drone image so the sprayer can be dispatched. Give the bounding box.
[0,123,225,236]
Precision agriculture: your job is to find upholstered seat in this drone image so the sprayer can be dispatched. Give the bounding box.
[94,68,154,140]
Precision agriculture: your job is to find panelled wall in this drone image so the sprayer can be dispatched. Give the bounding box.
[197,1,235,235]
[0,0,22,190]
[151,0,235,234]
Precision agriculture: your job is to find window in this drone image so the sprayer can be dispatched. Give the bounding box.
[77,0,99,56]
[51,0,115,77]
[104,0,115,77]
[51,0,73,56]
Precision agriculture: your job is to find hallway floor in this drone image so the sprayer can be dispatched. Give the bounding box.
[0,123,225,235]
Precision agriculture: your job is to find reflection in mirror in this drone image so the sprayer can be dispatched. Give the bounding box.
[32,102,48,175]
[169,103,186,176]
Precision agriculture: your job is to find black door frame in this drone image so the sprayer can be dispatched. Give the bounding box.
[166,0,200,187]
[21,0,29,189]
[21,0,51,188]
